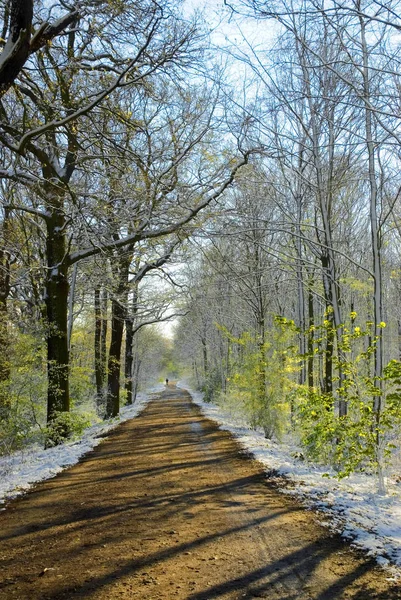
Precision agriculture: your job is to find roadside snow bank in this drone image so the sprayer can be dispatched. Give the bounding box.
[0,386,163,508]
[188,387,401,578]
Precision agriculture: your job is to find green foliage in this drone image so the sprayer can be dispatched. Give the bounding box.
[295,387,378,476]
[218,320,298,439]
[44,411,92,448]
[294,313,401,478]
[0,325,98,454]
[201,368,222,403]
[70,327,96,408]
[0,332,47,454]
[0,403,38,456]
[70,364,94,407]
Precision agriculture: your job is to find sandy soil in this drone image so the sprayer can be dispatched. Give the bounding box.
[0,386,399,599]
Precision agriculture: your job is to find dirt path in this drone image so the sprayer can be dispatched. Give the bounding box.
[0,387,399,600]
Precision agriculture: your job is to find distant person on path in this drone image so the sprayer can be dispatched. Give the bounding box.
[165,378,169,386]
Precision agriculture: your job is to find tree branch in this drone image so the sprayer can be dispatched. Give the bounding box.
[68,152,252,265]
[0,0,78,97]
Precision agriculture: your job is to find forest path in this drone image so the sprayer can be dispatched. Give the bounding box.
[0,387,398,600]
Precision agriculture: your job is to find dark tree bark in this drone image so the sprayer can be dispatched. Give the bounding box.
[105,297,125,418]
[324,316,334,393]
[44,183,70,424]
[295,193,306,386]
[307,275,315,390]
[201,336,208,376]
[0,0,77,96]
[0,207,11,417]
[101,289,108,383]
[131,352,141,404]
[105,255,130,418]
[0,0,33,96]
[321,255,334,398]
[124,316,133,404]
[193,359,200,388]
[94,288,103,403]
[124,283,138,405]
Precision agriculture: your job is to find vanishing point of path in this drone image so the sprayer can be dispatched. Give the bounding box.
[0,386,399,600]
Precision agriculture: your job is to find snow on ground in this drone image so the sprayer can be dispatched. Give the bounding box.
[0,385,164,509]
[187,386,401,580]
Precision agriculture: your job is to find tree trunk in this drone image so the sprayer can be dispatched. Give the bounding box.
[124,283,138,405]
[132,352,141,404]
[325,313,334,398]
[105,255,130,418]
[321,256,333,397]
[105,297,125,418]
[45,204,70,423]
[100,288,108,384]
[295,194,306,385]
[359,10,385,494]
[202,336,208,376]
[0,0,33,96]
[124,317,133,404]
[360,15,383,415]
[398,320,401,361]
[0,207,11,417]
[193,359,200,387]
[94,288,103,403]
[67,263,78,350]
[307,279,314,390]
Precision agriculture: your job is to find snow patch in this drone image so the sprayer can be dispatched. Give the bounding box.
[188,387,401,578]
[0,385,163,508]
